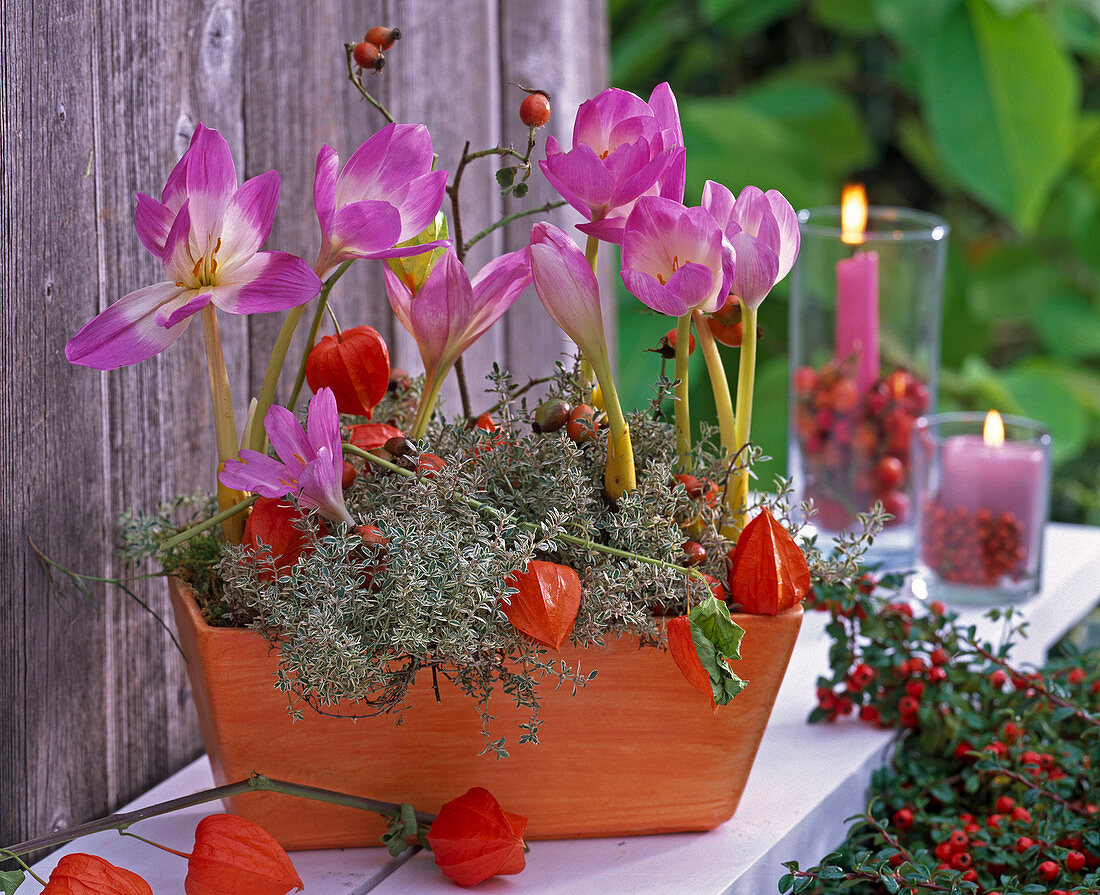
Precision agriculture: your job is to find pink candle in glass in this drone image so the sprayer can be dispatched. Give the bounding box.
[834,185,880,394]
[937,412,1046,558]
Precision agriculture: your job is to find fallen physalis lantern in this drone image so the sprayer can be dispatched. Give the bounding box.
[427,787,528,888]
[501,561,582,649]
[728,508,811,615]
[185,814,303,895]
[41,854,153,895]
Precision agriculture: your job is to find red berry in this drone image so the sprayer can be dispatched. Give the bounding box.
[1066,850,1086,872]
[417,453,446,476]
[948,830,968,850]
[365,25,401,50]
[519,91,551,128]
[929,666,947,683]
[898,695,920,716]
[566,404,598,443]
[1038,860,1059,882]
[995,795,1015,813]
[682,540,707,566]
[950,852,972,870]
[352,41,384,71]
[794,366,817,395]
[875,456,905,489]
[934,841,954,862]
[1015,836,1034,853]
[892,808,914,830]
[991,669,1008,688]
[906,680,925,699]
[1067,667,1085,684]
[930,647,949,667]
[961,870,978,883]
[929,599,946,616]
[859,704,880,724]
[1011,806,1031,824]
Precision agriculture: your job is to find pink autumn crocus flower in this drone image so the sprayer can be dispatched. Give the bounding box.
[540,83,685,245]
[219,387,354,526]
[384,248,531,387]
[700,181,800,311]
[65,123,321,371]
[619,196,735,317]
[313,123,450,276]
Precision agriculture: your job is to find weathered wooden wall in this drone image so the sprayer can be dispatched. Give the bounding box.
[0,0,608,851]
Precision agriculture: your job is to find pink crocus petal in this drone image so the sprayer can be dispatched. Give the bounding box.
[764,189,800,281]
[330,200,404,257]
[728,230,780,311]
[356,237,450,261]
[180,124,239,241]
[540,143,614,215]
[371,124,436,193]
[305,387,342,481]
[659,146,687,204]
[218,388,355,526]
[264,404,312,476]
[219,450,292,497]
[574,89,652,149]
[730,187,780,246]
[134,193,175,258]
[664,262,717,313]
[334,126,395,204]
[575,216,629,244]
[64,281,192,370]
[606,141,669,208]
[387,170,450,242]
[620,268,697,317]
[700,180,736,237]
[313,145,340,234]
[211,251,320,315]
[155,290,212,328]
[217,170,281,266]
[404,251,474,374]
[528,222,606,363]
[648,82,683,148]
[162,200,195,285]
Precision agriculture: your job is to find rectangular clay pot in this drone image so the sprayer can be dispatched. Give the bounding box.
[169,577,803,849]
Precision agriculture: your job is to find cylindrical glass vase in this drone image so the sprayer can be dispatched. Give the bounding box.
[788,206,948,568]
[912,412,1051,606]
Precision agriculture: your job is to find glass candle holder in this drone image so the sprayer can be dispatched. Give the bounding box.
[912,412,1051,606]
[788,205,948,568]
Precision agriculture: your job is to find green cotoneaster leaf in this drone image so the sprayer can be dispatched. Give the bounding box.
[920,0,1079,232]
[688,596,747,705]
[0,870,23,895]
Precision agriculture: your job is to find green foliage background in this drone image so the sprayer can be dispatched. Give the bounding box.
[611,0,1100,523]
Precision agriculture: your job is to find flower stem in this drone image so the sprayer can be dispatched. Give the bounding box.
[160,495,257,551]
[728,304,759,535]
[287,260,354,413]
[118,829,191,859]
[692,311,736,458]
[410,369,446,441]
[201,305,245,545]
[2,773,434,859]
[579,236,601,397]
[344,44,397,123]
[673,313,693,472]
[0,849,47,886]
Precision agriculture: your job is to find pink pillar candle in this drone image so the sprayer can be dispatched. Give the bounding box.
[938,435,1046,560]
[835,249,880,394]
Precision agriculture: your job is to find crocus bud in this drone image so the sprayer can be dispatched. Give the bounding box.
[386,212,449,297]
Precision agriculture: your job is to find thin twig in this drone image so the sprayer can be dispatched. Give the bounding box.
[344,44,396,123]
[464,200,566,253]
[977,765,1093,816]
[481,375,555,417]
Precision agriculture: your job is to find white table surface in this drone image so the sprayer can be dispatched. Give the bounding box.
[26,523,1100,894]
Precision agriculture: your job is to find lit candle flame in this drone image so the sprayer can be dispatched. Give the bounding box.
[841,184,868,246]
[983,409,1005,447]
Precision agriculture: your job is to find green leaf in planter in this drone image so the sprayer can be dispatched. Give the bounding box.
[1035,295,1100,360]
[812,0,877,35]
[0,870,23,895]
[687,596,748,705]
[920,0,1079,233]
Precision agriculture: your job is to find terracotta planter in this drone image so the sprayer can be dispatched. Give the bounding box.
[169,577,803,850]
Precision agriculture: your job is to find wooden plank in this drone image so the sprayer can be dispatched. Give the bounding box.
[499,0,612,389]
[0,0,111,853]
[241,0,392,408]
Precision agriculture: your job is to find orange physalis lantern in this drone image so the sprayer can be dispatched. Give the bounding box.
[41,854,153,895]
[185,814,303,895]
[305,325,390,418]
[243,497,318,579]
[348,422,405,452]
[727,508,810,615]
[427,787,527,888]
[667,615,716,710]
[501,561,582,650]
